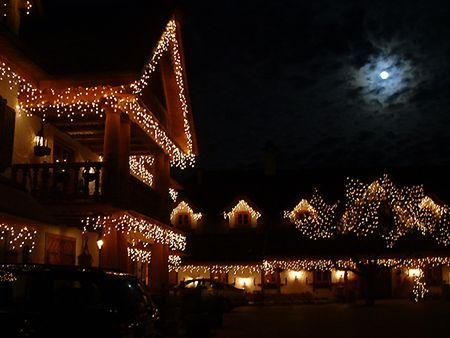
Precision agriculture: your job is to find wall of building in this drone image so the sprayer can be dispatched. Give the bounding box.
[1,78,99,165]
[178,268,209,281]
[280,270,314,294]
[31,225,99,266]
[229,269,262,293]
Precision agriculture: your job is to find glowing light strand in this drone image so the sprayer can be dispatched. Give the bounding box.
[0,18,196,169]
[341,175,429,248]
[169,188,178,202]
[170,201,202,225]
[224,200,261,221]
[84,214,186,251]
[0,222,37,251]
[127,247,152,263]
[284,190,338,240]
[168,255,182,272]
[129,155,154,187]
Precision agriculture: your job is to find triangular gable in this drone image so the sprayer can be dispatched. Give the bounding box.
[170,200,203,225]
[0,16,197,169]
[223,197,262,221]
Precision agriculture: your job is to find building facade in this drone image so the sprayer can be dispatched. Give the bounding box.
[170,170,450,302]
[0,1,197,293]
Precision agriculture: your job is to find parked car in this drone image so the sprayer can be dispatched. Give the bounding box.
[177,278,248,312]
[0,264,160,338]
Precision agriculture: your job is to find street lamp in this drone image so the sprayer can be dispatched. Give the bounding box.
[96,238,104,267]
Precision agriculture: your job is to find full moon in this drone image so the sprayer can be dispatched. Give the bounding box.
[379,70,390,80]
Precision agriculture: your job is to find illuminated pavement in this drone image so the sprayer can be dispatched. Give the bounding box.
[212,300,450,338]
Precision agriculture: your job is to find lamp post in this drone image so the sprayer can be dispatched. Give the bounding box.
[96,238,104,268]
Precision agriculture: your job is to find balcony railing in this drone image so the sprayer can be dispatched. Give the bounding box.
[11,162,104,199]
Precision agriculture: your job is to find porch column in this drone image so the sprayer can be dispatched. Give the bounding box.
[149,243,169,293]
[102,106,121,203]
[119,113,131,207]
[154,153,171,220]
[99,220,129,273]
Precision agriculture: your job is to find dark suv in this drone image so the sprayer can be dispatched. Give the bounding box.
[0,264,159,338]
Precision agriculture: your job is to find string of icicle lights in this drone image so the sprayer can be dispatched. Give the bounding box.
[284,189,338,240]
[168,255,182,272]
[411,269,428,302]
[0,19,196,169]
[127,247,152,263]
[169,188,178,202]
[280,175,449,248]
[170,201,202,225]
[178,257,450,274]
[179,264,262,275]
[0,222,37,251]
[118,98,195,169]
[129,155,154,187]
[223,200,261,221]
[83,213,186,251]
[342,174,449,248]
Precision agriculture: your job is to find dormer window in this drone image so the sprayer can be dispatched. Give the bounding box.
[177,213,190,226]
[237,212,250,226]
[283,191,338,240]
[224,200,261,228]
[170,201,202,229]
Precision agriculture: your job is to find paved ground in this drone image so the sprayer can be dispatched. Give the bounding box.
[211,300,450,338]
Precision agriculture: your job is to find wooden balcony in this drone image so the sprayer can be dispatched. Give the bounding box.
[9,162,170,225]
[11,162,103,200]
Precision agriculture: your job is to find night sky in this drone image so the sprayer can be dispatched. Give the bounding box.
[177,0,450,171]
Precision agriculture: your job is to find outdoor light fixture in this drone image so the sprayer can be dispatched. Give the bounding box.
[290,271,303,280]
[335,270,346,279]
[96,238,104,250]
[408,268,421,277]
[96,238,104,267]
[379,70,390,80]
[34,123,51,157]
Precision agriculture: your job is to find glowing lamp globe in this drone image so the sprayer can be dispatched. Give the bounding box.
[379,71,390,80]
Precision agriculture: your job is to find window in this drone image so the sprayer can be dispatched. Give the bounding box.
[177,214,190,226]
[313,270,331,289]
[236,212,250,226]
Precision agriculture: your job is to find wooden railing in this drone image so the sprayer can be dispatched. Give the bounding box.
[11,162,104,199]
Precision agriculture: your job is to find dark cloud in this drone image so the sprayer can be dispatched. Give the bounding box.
[179,0,450,170]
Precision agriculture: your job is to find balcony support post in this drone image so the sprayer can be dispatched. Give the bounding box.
[102,106,121,203]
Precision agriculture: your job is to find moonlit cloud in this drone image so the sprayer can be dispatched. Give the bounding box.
[350,51,420,107]
[182,0,450,170]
